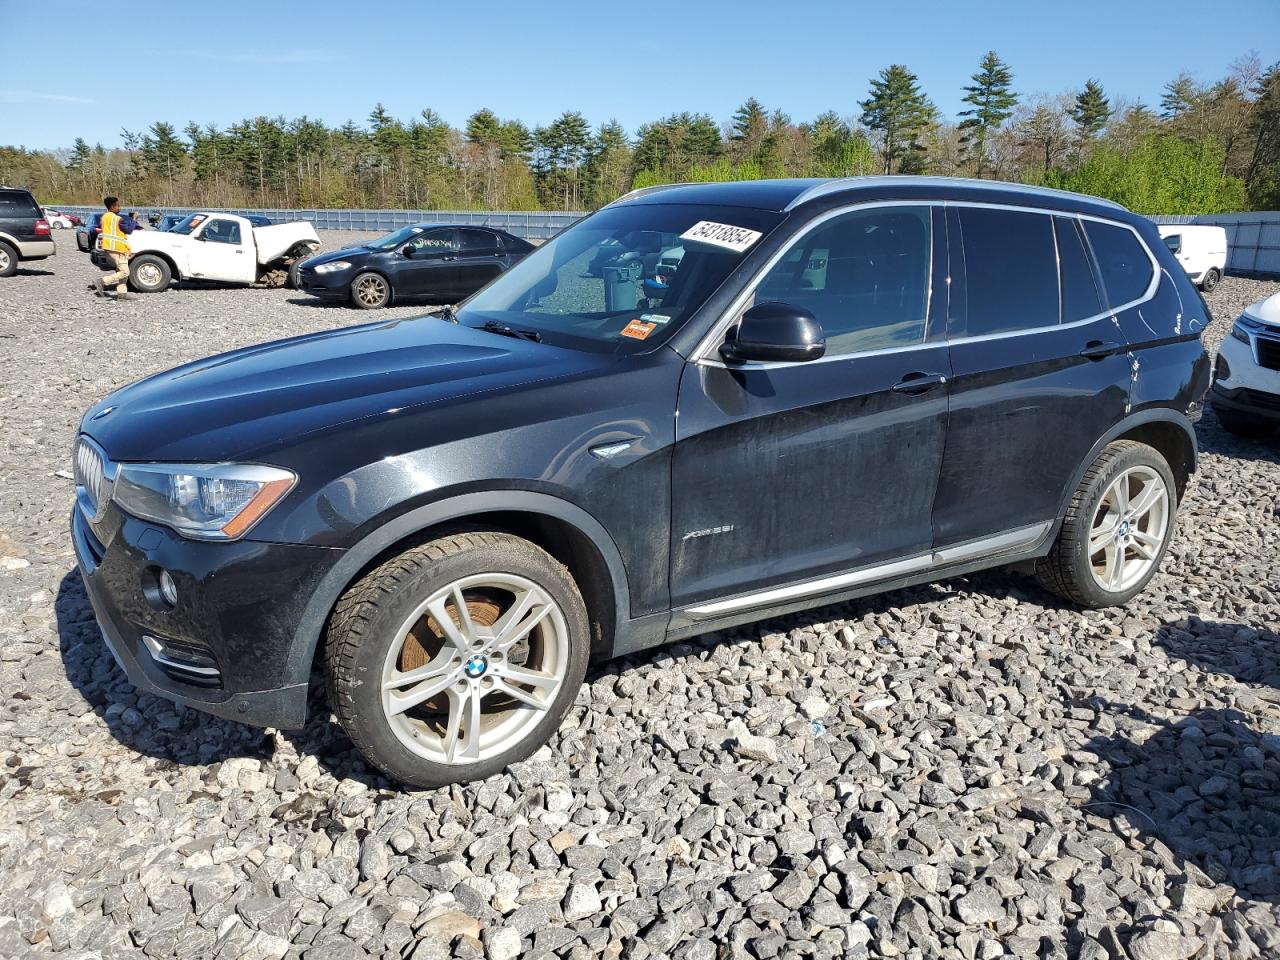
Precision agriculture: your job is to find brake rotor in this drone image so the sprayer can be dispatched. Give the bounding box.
[398,596,502,672]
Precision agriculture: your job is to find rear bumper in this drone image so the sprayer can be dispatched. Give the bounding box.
[71,503,342,729]
[16,238,55,260]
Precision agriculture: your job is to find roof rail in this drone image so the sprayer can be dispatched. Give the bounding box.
[607,182,693,206]
[784,175,1126,212]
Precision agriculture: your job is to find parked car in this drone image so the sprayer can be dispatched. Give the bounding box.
[41,207,76,229]
[296,224,534,308]
[1157,224,1227,291]
[0,186,54,277]
[1210,292,1280,437]
[70,177,1210,787]
[117,212,320,292]
[76,212,104,253]
[152,214,187,232]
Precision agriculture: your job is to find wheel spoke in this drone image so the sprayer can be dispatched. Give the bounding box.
[1109,477,1130,514]
[1089,518,1119,554]
[385,669,457,716]
[1106,545,1126,589]
[451,584,476,643]
[1128,481,1166,519]
[1129,531,1160,560]
[454,687,483,762]
[441,688,467,763]
[426,595,470,651]
[494,590,552,651]
[500,663,559,691]
[493,677,549,709]
[383,653,454,691]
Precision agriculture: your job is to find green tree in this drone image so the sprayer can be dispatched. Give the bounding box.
[860,64,937,173]
[730,97,772,163]
[1015,103,1069,177]
[958,51,1017,176]
[67,138,91,171]
[1246,62,1280,207]
[1070,79,1111,146]
[1161,73,1201,119]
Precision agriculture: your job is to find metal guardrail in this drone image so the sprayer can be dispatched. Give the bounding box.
[1149,213,1280,278]
[50,206,586,240]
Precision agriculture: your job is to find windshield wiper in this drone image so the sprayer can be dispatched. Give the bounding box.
[481,319,542,343]
[438,305,458,323]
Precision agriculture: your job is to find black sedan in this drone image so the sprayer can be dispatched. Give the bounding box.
[295,224,534,309]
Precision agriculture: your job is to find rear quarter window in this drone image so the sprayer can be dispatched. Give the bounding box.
[1082,220,1154,308]
[1054,217,1104,323]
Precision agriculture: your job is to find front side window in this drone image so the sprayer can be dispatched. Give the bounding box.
[1163,233,1182,255]
[959,207,1059,336]
[408,229,458,254]
[458,203,783,352]
[751,205,932,355]
[202,219,241,245]
[1085,220,1154,308]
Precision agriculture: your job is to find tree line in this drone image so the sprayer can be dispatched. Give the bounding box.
[2,52,1277,215]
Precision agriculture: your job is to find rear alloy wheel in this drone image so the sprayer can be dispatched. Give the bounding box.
[1200,268,1221,292]
[1035,441,1177,607]
[0,241,15,278]
[325,532,589,787]
[351,272,390,309]
[129,254,171,293]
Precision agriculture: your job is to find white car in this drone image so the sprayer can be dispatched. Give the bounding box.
[117,212,321,293]
[1157,224,1227,291]
[1211,292,1280,437]
[41,208,75,230]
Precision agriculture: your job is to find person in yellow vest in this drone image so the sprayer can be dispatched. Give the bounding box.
[91,196,137,299]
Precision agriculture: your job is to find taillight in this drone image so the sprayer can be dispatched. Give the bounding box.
[34,219,51,236]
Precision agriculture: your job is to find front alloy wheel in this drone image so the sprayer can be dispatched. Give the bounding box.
[351,272,390,309]
[326,532,589,787]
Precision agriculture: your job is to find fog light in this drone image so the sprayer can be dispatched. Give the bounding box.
[159,569,178,607]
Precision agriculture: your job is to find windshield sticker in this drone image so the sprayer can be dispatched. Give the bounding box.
[621,319,658,340]
[679,220,763,253]
[640,313,672,324]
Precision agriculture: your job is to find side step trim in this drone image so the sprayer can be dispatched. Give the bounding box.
[683,521,1052,619]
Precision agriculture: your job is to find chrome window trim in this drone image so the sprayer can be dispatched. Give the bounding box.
[691,199,1161,368]
[683,521,1052,619]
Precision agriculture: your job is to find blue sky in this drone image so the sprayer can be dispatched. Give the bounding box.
[4,0,1277,149]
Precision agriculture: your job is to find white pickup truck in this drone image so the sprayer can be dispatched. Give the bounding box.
[110,213,322,293]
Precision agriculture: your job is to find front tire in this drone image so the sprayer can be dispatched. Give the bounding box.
[129,254,172,293]
[351,272,391,309]
[1200,268,1221,292]
[325,532,590,788]
[1035,441,1177,608]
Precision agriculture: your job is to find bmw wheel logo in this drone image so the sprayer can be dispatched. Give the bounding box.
[464,655,488,678]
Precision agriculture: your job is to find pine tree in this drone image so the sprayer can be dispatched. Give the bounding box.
[730,97,770,162]
[1160,73,1200,119]
[958,51,1017,177]
[67,137,91,171]
[465,108,502,147]
[1070,79,1111,145]
[1246,62,1280,207]
[859,64,937,173]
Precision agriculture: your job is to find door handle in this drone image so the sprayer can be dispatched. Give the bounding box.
[1079,340,1123,360]
[891,372,948,394]
[441,255,458,261]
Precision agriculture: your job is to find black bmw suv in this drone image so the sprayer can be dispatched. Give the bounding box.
[71,177,1210,787]
[0,186,55,277]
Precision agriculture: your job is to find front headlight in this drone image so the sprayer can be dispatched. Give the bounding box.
[1231,316,1259,344]
[313,260,351,274]
[112,463,296,540]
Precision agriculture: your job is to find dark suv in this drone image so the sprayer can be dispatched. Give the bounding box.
[0,186,54,277]
[71,177,1210,786]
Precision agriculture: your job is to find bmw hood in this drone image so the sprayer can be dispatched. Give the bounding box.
[80,317,595,462]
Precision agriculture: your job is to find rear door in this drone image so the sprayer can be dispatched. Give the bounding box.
[670,204,951,610]
[931,205,1133,549]
[455,229,507,296]
[191,218,256,283]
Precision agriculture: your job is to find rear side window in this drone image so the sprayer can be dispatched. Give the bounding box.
[459,229,500,254]
[1082,220,1154,308]
[958,207,1059,336]
[1054,217,1104,323]
[0,190,40,216]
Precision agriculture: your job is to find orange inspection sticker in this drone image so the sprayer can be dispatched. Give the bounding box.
[620,319,658,340]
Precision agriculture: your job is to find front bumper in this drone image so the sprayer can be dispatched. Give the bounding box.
[71,502,343,729]
[296,270,352,299]
[1210,384,1280,422]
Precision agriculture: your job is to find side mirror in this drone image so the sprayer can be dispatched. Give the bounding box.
[402,244,415,258]
[719,302,825,364]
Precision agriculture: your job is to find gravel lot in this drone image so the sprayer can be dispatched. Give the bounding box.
[1,231,1279,960]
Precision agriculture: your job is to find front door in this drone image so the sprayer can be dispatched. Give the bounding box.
[670,204,950,611]
[192,218,255,283]
[931,206,1134,549]
[396,228,459,299]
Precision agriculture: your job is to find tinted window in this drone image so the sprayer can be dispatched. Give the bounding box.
[754,206,931,355]
[409,228,457,253]
[202,219,241,244]
[0,190,40,216]
[1054,217,1104,323]
[459,229,500,254]
[1162,233,1181,254]
[959,208,1059,336]
[1083,220,1153,308]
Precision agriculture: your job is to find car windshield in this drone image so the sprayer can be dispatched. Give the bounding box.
[457,203,783,352]
[368,225,429,251]
[170,214,210,235]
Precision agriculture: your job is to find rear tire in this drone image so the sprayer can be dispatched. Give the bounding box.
[351,272,391,309]
[1200,268,1221,291]
[1035,441,1177,608]
[1213,403,1275,438]
[324,532,590,788]
[129,254,171,293]
[0,241,16,277]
